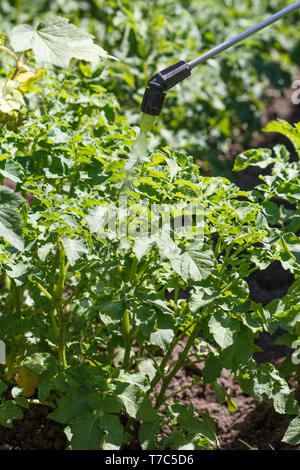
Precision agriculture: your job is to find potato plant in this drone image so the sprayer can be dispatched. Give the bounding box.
[233,120,300,446]
[0,18,299,450]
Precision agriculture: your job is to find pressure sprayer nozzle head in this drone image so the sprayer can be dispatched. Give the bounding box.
[141,87,166,117]
[140,60,191,123]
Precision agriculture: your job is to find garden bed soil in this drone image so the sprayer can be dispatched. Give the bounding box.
[1,79,300,451]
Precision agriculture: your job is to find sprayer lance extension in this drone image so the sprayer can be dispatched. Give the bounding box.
[141,1,300,122]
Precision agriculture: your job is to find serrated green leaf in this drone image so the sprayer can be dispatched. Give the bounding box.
[10,17,112,68]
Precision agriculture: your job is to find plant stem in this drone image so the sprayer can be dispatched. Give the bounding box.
[50,307,59,340]
[28,274,59,337]
[14,282,22,315]
[164,382,202,402]
[122,309,131,369]
[55,245,67,368]
[149,306,193,389]
[128,257,138,283]
[28,275,53,301]
[3,271,10,291]
[150,333,180,390]
[154,321,202,409]
[174,286,179,310]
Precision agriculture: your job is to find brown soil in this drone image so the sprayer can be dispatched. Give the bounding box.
[1,75,300,452]
[0,404,67,450]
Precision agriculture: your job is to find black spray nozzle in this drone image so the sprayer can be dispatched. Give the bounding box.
[141,87,166,116]
[141,60,191,116]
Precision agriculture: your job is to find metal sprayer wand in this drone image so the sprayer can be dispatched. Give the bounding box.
[189,1,300,68]
[141,1,300,131]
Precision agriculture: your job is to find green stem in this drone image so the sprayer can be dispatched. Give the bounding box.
[68,166,77,198]
[3,271,11,291]
[14,282,22,315]
[150,332,183,390]
[122,309,131,369]
[154,321,202,409]
[55,245,67,368]
[174,286,179,312]
[164,382,202,402]
[150,305,193,387]
[50,307,59,340]
[214,236,223,258]
[128,257,138,283]
[144,347,162,372]
[28,275,53,301]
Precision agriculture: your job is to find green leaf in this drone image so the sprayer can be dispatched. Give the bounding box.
[21,352,54,374]
[233,148,274,171]
[189,287,220,313]
[0,79,25,115]
[139,421,159,450]
[169,404,218,447]
[10,17,113,68]
[238,363,299,415]
[171,243,215,282]
[263,120,300,155]
[37,242,54,261]
[138,359,156,381]
[13,396,29,409]
[150,329,174,352]
[103,414,123,450]
[282,416,300,446]
[116,384,141,419]
[70,39,116,63]
[49,389,90,424]
[70,412,104,450]
[61,236,88,266]
[5,261,28,285]
[0,402,23,428]
[226,397,238,413]
[0,160,24,183]
[208,312,239,350]
[0,185,24,250]
[262,201,280,225]
[202,355,222,383]
[86,205,108,234]
[0,380,8,395]
[133,236,154,261]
